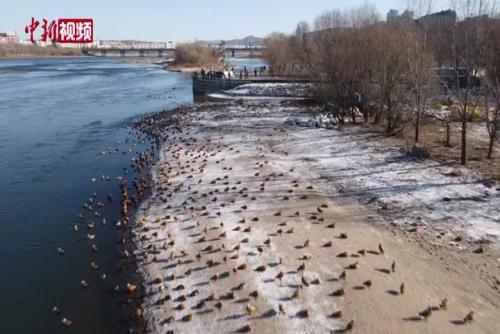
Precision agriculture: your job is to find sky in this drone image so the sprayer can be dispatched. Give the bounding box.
[0,0,449,42]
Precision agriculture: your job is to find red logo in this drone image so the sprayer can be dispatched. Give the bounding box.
[25,17,93,44]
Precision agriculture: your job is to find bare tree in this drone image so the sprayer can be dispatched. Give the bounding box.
[403,1,438,143]
[263,33,292,76]
[372,24,413,134]
[443,0,495,164]
[483,18,500,158]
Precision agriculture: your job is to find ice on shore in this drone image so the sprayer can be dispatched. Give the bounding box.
[226,83,313,98]
[284,114,500,244]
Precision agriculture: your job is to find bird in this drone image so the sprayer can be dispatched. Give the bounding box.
[297,262,306,272]
[301,275,309,287]
[330,310,343,318]
[463,311,474,323]
[57,248,65,255]
[339,270,347,280]
[439,298,448,310]
[246,304,257,315]
[378,243,384,254]
[214,301,222,310]
[291,288,300,299]
[255,265,266,272]
[332,288,345,296]
[239,325,251,333]
[363,280,372,288]
[127,283,137,293]
[303,239,310,247]
[80,280,88,288]
[419,307,432,320]
[249,290,258,299]
[345,320,354,332]
[181,314,192,322]
[234,282,245,290]
[346,261,358,270]
[339,233,348,239]
[337,252,348,258]
[61,318,73,327]
[391,260,396,273]
[323,241,333,247]
[275,271,284,282]
[400,283,405,295]
[52,306,61,314]
[278,304,286,315]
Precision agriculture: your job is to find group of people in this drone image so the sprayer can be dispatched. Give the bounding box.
[194,66,267,80]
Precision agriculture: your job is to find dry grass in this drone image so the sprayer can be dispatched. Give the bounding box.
[398,117,500,180]
[0,44,83,57]
[173,42,220,68]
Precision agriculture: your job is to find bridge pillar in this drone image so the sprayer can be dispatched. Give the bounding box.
[158,50,163,58]
[120,50,126,57]
[231,49,235,57]
[101,50,106,57]
[139,50,144,57]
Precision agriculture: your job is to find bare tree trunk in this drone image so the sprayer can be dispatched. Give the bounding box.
[415,111,421,143]
[461,119,467,165]
[446,122,451,147]
[487,135,495,159]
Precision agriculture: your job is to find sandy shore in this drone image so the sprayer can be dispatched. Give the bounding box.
[133,101,500,333]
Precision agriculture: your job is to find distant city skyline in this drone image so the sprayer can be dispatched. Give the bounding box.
[1,0,449,43]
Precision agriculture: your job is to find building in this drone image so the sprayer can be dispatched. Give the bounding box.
[416,10,457,29]
[386,9,399,24]
[386,9,415,24]
[0,32,19,44]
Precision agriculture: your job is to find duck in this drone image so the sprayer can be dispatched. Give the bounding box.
[439,298,448,310]
[246,304,257,315]
[419,307,432,320]
[61,318,73,327]
[330,310,343,318]
[463,311,474,323]
[345,320,354,331]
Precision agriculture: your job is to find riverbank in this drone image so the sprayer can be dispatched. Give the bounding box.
[0,44,84,58]
[132,100,500,333]
[165,63,222,73]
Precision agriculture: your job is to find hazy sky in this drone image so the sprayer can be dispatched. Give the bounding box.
[1,0,449,42]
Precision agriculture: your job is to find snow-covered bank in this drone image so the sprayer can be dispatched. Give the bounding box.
[133,102,500,334]
[285,114,500,244]
[225,82,313,98]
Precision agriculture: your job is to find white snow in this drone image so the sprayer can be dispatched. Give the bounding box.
[225,83,313,98]
[283,114,500,244]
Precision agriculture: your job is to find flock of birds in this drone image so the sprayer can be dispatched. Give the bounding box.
[128,106,477,333]
[52,127,159,330]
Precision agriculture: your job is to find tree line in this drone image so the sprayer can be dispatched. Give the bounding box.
[263,1,500,164]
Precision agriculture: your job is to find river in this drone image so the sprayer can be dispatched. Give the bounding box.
[0,57,192,334]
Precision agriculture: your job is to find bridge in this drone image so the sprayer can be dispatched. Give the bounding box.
[81,45,264,58]
[81,47,176,57]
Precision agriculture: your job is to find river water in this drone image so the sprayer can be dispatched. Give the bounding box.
[0,57,192,334]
